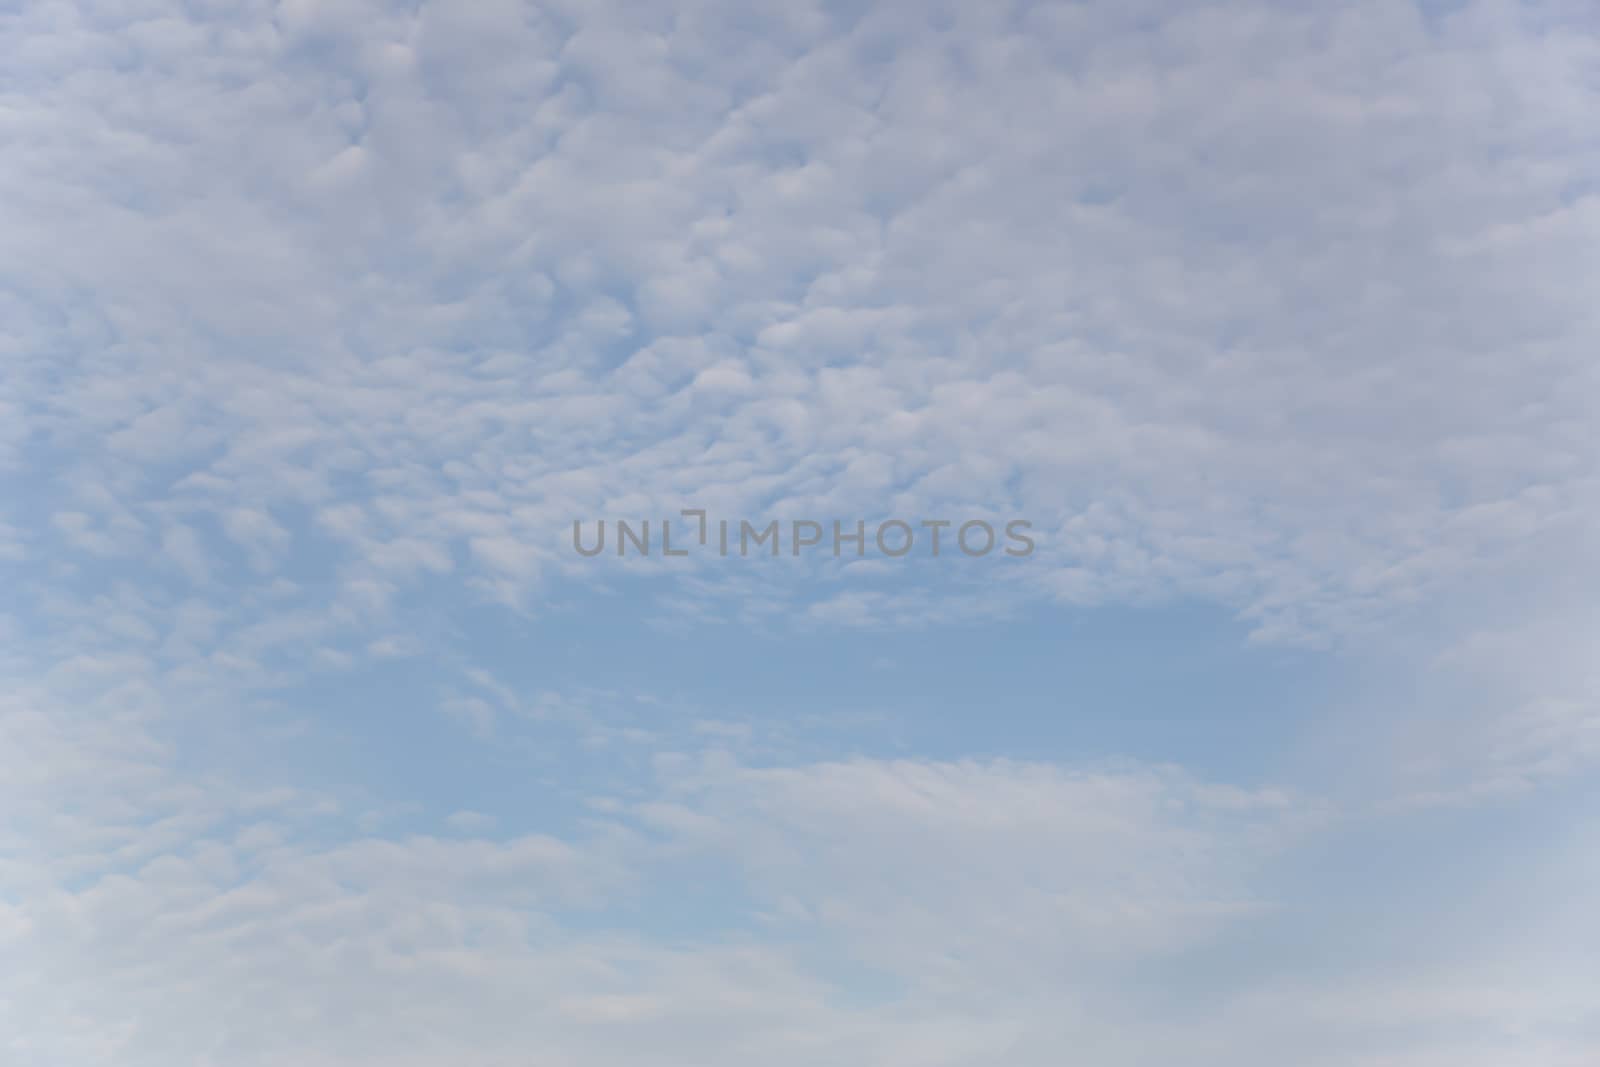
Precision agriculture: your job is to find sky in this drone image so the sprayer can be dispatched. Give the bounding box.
[1,0,1597,1064]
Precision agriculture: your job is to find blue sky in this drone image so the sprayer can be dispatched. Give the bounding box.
[2,0,1598,1064]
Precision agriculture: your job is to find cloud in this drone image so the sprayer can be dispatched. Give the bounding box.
[3,0,1597,1062]
[3,680,1592,1065]
[0,664,1300,1066]
[4,0,1592,647]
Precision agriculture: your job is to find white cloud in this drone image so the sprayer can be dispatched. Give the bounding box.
[3,0,1597,1061]
[4,0,1592,646]
[3,683,1591,1065]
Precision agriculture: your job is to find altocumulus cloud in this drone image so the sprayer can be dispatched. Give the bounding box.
[2,0,1598,1064]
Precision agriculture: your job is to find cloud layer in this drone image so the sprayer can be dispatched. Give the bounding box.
[3,0,1597,1063]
